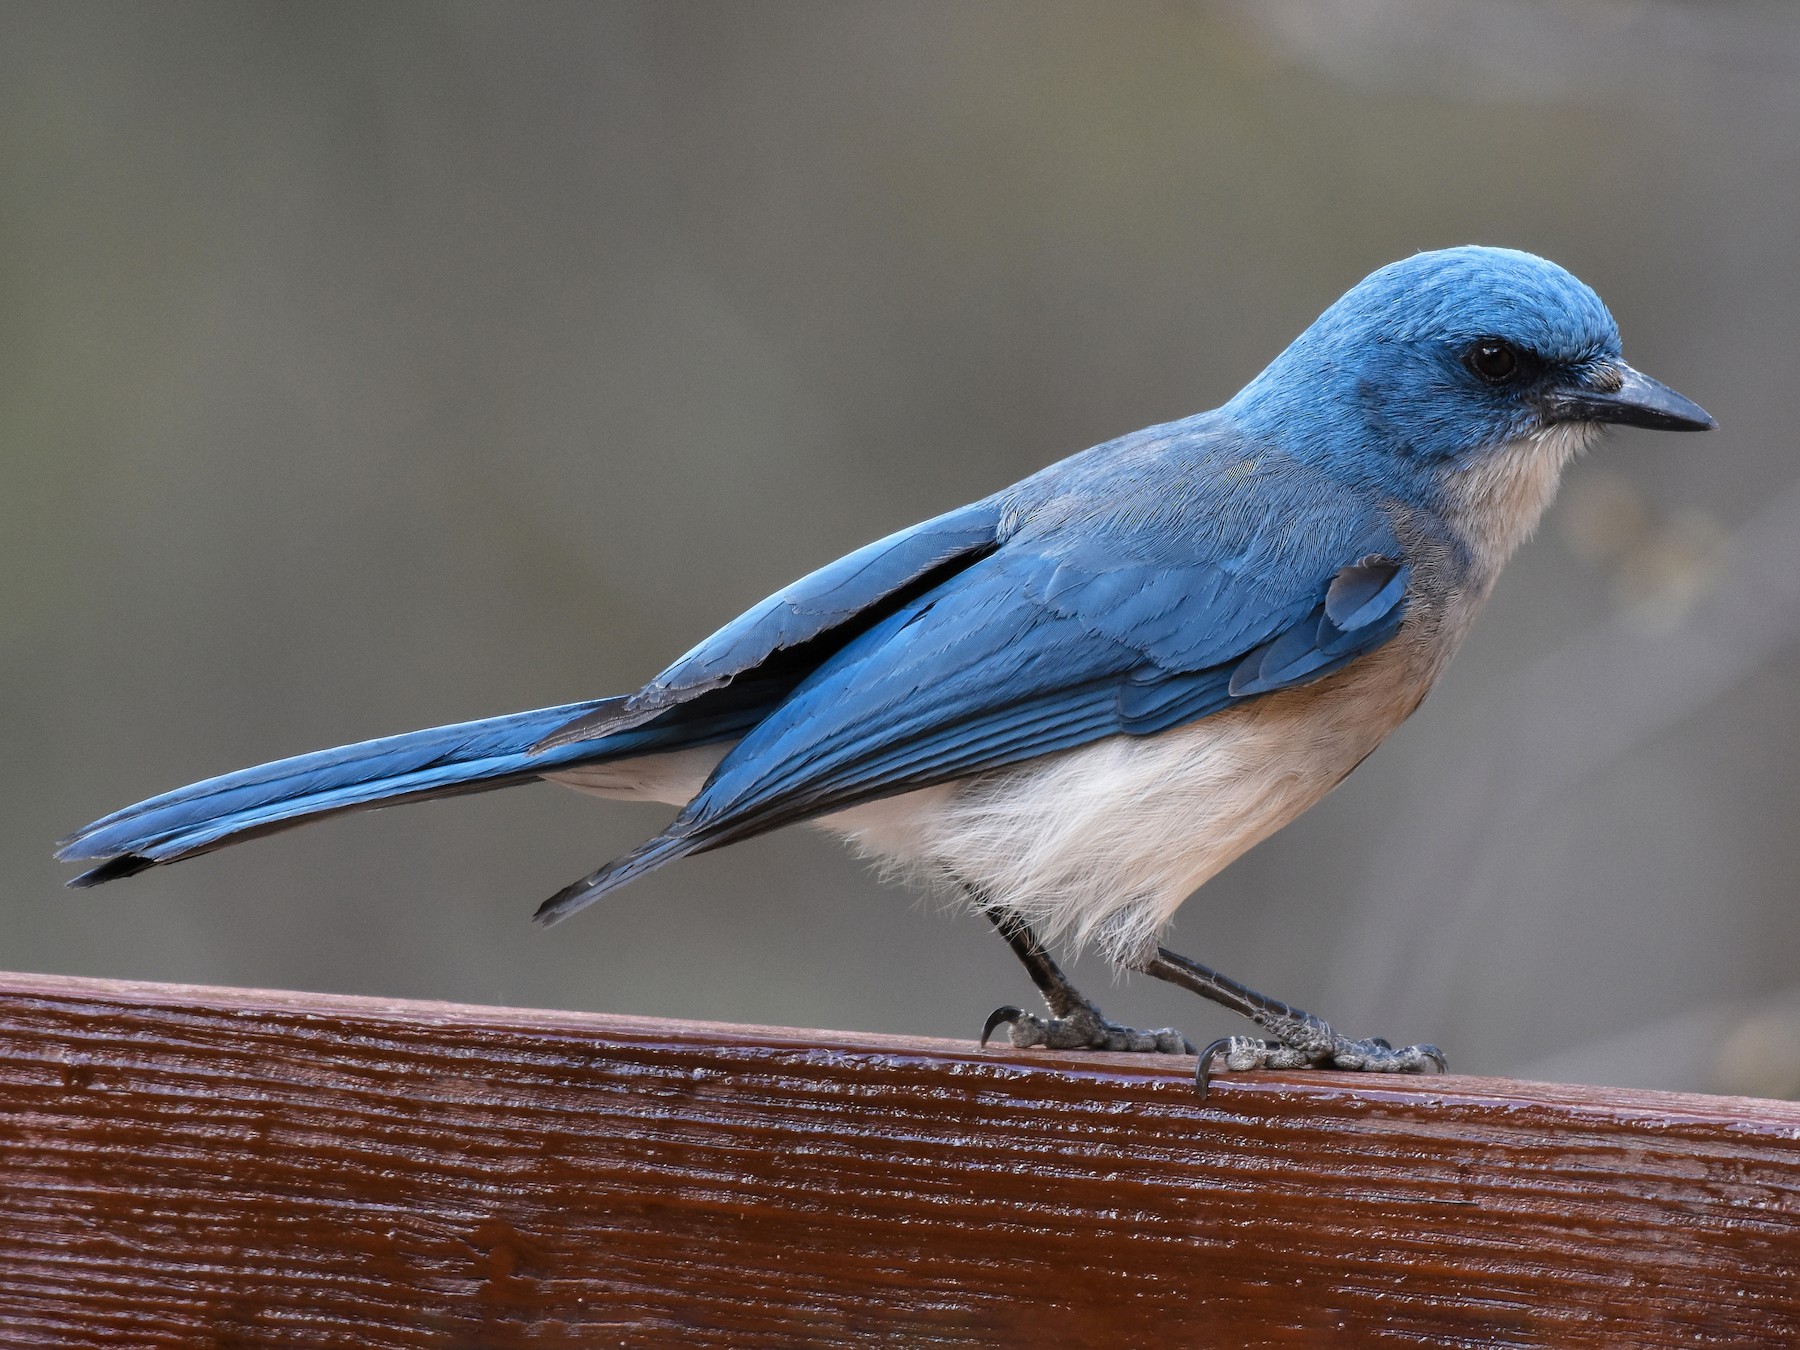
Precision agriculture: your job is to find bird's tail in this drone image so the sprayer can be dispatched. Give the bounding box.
[57,698,629,886]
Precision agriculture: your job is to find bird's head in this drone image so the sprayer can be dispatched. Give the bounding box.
[1226,246,1713,496]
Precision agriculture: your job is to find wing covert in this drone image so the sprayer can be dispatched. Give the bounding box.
[532,428,1417,923]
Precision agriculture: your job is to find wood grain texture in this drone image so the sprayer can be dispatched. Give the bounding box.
[1,972,1797,1348]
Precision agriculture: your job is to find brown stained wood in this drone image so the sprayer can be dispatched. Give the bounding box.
[0,972,1797,1348]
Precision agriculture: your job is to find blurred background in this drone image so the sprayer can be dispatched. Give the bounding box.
[6,1,1797,1095]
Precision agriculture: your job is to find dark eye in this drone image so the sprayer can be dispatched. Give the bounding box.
[1464,338,1522,384]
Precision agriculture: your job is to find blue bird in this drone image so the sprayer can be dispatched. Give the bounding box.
[58,246,1714,1087]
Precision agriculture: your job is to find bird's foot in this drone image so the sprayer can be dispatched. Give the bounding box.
[982,1003,1194,1055]
[1195,1024,1447,1097]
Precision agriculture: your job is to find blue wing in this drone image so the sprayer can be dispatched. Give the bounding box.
[531,496,1004,750]
[537,423,1413,921]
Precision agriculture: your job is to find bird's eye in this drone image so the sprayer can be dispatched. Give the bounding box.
[1464,339,1522,384]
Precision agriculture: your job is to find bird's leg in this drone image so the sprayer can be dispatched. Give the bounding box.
[976,902,1192,1055]
[1139,946,1446,1094]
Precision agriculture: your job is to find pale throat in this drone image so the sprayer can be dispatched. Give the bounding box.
[1439,422,1594,577]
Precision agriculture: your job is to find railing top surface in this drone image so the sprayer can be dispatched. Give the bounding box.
[2,969,1796,1348]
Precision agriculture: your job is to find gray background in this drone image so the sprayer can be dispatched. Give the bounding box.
[6,1,1797,1094]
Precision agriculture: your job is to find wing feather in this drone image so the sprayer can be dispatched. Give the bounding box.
[535,428,1415,923]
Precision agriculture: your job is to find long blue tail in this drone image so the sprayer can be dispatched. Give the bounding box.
[58,698,630,886]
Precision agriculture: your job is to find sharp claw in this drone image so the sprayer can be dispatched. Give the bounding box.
[1420,1044,1449,1074]
[980,1005,1024,1047]
[1194,1036,1237,1100]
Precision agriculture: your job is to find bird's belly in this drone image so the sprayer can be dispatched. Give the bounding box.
[825,636,1445,965]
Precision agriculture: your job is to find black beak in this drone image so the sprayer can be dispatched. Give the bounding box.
[1542,361,1716,432]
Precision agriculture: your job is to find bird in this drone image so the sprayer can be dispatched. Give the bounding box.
[58,246,1715,1089]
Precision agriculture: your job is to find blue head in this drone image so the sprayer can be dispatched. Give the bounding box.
[1225,246,1712,492]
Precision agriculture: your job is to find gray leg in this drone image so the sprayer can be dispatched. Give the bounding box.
[1140,946,1447,1095]
[978,904,1192,1055]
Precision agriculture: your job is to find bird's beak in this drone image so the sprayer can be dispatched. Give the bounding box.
[1542,361,1716,432]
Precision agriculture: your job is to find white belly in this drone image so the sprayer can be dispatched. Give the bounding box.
[825,632,1443,966]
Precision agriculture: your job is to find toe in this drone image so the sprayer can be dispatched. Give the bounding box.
[1405,1043,1449,1074]
[1156,1028,1197,1055]
[1328,1038,1449,1074]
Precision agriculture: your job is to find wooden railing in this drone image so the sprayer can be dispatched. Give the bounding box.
[1,971,1796,1347]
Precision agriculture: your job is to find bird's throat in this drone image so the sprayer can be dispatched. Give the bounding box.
[1438,422,1593,578]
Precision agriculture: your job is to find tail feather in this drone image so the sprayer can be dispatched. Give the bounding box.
[533,830,701,926]
[59,698,624,882]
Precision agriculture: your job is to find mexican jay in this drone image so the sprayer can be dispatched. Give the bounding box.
[59,246,1715,1087]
